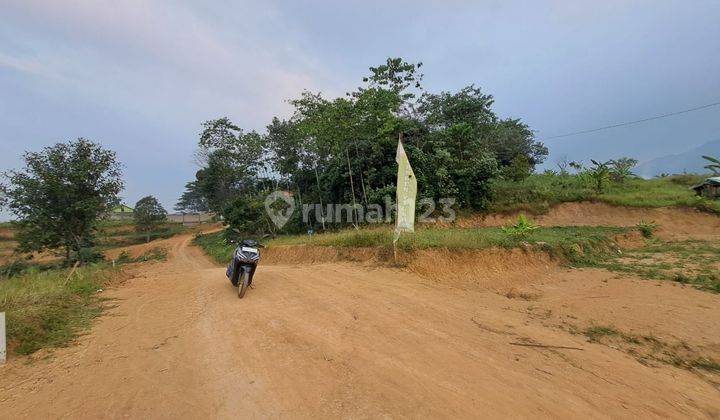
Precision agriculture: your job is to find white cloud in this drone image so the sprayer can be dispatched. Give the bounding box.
[1,0,329,129]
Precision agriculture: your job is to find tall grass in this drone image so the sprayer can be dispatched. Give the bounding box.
[490,173,719,214]
[193,232,235,265]
[195,225,626,265]
[0,264,117,355]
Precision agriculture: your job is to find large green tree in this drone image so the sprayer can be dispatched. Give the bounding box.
[179,57,546,232]
[193,119,269,213]
[133,195,167,242]
[174,180,209,213]
[1,138,123,262]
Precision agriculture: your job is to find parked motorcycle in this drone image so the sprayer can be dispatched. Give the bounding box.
[226,238,263,298]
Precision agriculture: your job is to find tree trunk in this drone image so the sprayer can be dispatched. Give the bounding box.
[353,141,369,205]
[314,165,326,230]
[346,148,359,229]
[295,179,306,228]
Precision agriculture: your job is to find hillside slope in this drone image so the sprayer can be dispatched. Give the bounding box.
[637,139,720,177]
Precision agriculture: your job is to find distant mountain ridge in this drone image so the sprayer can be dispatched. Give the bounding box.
[636,139,720,178]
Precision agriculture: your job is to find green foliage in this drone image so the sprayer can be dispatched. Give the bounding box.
[116,247,167,264]
[193,231,235,264]
[584,239,720,293]
[501,214,540,238]
[609,157,638,183]
[222,193,278,234]
[636,220,657,238]
[265,225,624,263]
[580,324,720,373]
[666,173,704,186]
[174,180,209,213]
[489,173,592,214]
[702,155,720,175]
[1,138,124,262]
[0,258,31,278]
[181,57,547,232]
[75,247,105,264]
[133,196,167,242]
[191,118,270,213]
[671,273,720,293]
[502,155,532,181]
[491,173,720,215]
[587,159,612,194]
[0,263,115,355]
[194,225,624,266]
[583,326,629,343]
[360,57,424,101]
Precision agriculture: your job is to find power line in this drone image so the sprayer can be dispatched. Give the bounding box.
[541,100,720,141]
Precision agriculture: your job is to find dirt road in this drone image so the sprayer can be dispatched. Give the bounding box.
[1,233,719,418]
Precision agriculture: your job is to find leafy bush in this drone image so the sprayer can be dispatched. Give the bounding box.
[587,159,611,194]
[502,155,532,182]
[636,220,658,238]
[702,155,720,175]
[114,248,167,264]
[0,259,30,278]
[133,196,168,242]
[667,174,704,186]
[501,214,540,238]
[609,157,638,183]
[75,247,105,264]
[223,194,271,234]
[116,250,131,263]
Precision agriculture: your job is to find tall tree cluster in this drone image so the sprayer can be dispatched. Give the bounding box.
[178,57,548,233]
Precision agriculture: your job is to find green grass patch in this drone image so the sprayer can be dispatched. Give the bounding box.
[490,173,720,214]
[115,247,168,264]
[193,231,235,265]
[194,225,626,265]
[583,325,641,344]
[689,358,720,373]
[0,263,118,355]
[585,239,720,293]
[271,225,623,260]
[579,324,720,374]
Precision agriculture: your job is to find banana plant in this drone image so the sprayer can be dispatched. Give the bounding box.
[702,155,720,175]
[588,159,612,194]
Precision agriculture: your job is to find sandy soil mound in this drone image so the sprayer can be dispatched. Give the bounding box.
[457,202,720,240]
[264,245,558,295]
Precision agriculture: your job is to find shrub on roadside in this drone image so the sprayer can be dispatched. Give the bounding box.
[636,220,658,238]
[0,263,116,355]
[0,258,30,278]
[501,214,540,238]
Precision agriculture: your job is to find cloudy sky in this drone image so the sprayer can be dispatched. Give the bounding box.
[2,0,719,214]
